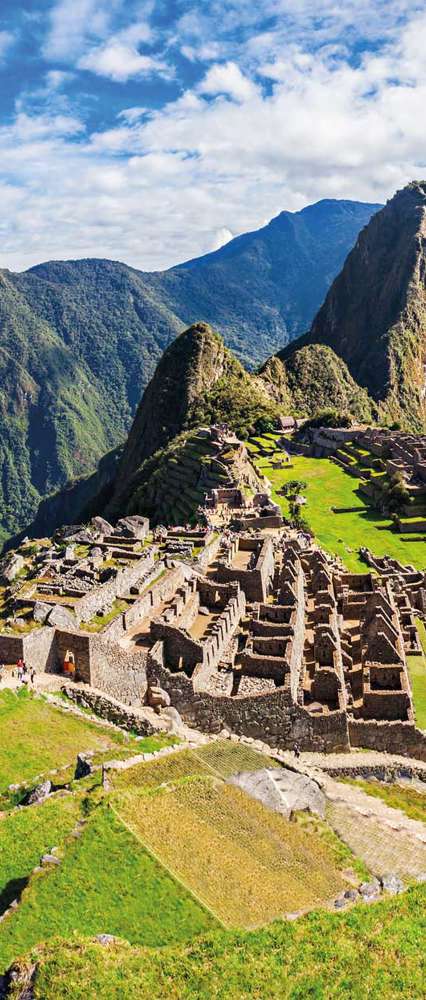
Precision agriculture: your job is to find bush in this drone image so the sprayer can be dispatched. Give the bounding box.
[299,408,352,432]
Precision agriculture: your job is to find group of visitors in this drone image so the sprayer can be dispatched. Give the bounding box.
[0,657,36,688]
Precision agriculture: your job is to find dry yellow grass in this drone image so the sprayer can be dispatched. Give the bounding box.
[116,778,347,928]
[110,741,281,791]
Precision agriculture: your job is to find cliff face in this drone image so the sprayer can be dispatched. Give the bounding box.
[298,182,426,429]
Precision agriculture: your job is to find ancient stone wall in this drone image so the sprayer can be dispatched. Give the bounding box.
[74,549,156,623]
[146,641,349,752]
[62,684,157,736]
[216,536,274,602]
[54,630,93,682]
[89,637,148,706]
[349,718,426,761]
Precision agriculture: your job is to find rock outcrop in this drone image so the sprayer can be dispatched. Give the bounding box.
[281,182,426,430]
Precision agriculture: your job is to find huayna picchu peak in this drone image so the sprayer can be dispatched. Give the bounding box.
[281,182,426,431]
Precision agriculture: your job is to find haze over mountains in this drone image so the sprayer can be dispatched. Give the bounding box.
[0,197,379,545]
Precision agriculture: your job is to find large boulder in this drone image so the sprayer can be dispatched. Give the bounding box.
[1,553,24,583]
[47,604,76,629]
[228,767,326,819]
[91,516,114,537]
[33,601,52,624]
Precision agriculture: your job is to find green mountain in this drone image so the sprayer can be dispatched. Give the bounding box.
[261,344,374,422]
[104,322,279,524]
[282,183,426,430]
[0,198,379,544]
[148,198,381,366]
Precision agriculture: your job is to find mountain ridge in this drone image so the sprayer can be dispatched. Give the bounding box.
[0,196,380,543]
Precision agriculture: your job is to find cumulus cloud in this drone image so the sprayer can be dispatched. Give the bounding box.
[197,61,259,102]
[0,2,425,271]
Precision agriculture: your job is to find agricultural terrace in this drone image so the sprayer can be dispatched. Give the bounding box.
[408,620,426,730]
[115,778,350,928]
[249,439,426,572]
[0,688,161,798]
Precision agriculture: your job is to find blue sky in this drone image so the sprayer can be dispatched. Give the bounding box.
[0,0,424,270]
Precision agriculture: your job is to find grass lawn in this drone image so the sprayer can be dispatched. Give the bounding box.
[115,777,349,928]
[14,884,426,999]
[0,689,138,793]
[407,620,426,730]
[340,778,426,824]
[0,805,215,973]
[253,452,426,572]
[0,795,81,915]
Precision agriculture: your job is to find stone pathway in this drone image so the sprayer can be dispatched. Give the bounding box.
[278,749,426,781]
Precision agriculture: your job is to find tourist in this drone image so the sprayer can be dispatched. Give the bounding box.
[293,742,301,759]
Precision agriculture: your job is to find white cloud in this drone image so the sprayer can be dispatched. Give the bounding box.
[79,40,169,82]
[43,0,115,61]
[198,61,259,102]
[211,226,234,250]
[1,5,426,272]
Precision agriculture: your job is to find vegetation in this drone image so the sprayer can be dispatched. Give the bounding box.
[251,449,426,571]
[0,795,81,916]
[0,805,215,973]
[9,884,426,999]
[275,345,373,422]
[298,182,426,432]
[407,619,426,729]
[115,777,348,927]
[0,688,135,793]
[340,778,426,824]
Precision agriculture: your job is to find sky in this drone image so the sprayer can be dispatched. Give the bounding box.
[0,0,425,272]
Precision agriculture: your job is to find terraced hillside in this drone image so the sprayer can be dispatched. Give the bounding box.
[332,441,426,539]
[250,441,426,570]
[2,690,426,999]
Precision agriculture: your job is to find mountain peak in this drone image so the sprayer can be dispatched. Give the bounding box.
[291,179,426,430]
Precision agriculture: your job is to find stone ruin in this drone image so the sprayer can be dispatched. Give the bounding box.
[1,425,425,760]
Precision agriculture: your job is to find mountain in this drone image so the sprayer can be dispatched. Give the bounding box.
[281,183,426,430]
[147,198,381,366]
[104,322,280,522]
[0,197,379,544]
[261,344,374,423]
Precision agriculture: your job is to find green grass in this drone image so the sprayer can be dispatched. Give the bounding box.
[252,451,426,572]
[407,620,426,730]
[0,805,215,973]
[340,778,426,824]
[0,689,136,793]
[82,599,129,633]
[13,884,426,999]
[0,795,81,915]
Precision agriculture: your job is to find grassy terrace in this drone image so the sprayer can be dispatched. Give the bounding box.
[0,805,215,974]
[0,689,139,794]
[10,884,426,1000]
[408,620,426,730]
[252,449,426,572]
